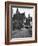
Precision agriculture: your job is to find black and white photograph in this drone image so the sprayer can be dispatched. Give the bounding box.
[5,2,37,44]
[11,7,33,38]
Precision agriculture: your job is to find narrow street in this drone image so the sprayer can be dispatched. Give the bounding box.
[11,28,32,38]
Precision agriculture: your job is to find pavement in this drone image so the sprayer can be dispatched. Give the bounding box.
[11,28,32,38]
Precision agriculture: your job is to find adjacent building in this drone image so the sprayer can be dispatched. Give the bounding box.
[12,8,32,30]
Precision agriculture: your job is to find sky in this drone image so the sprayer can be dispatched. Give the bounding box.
[12,7,33,18]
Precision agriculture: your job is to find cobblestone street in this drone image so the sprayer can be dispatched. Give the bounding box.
[11,28,32,38]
